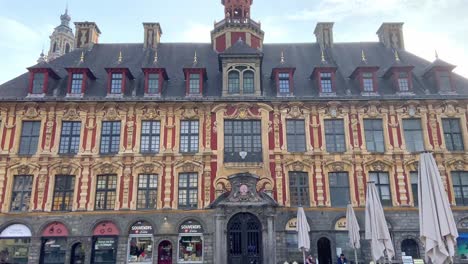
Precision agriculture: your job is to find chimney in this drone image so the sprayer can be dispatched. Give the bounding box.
[143,23,162,49]
[74,22,101,49]
[377,23,405,50]
[314,22,334,50]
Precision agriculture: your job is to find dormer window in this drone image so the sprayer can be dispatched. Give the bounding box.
[32,73,45,94]
[278,73,290,94]
[362,72,375,92]
[397,72,410,92]
[70,73,83,94]
[148,73,159,94]
[438,71,453,92]
[243,71,254,94]
[189,73,200,95]
[320,72,333,93]
[110,73,123,94]
[228,71,240,94]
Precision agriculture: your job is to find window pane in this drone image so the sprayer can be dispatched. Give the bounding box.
[32,73,45,94]
[278,73,290,94]
[362,73,374,92]
[224,120,262,162]
[111,73,123,94]
[180,120,199,153]
[410,172,418,207]
[140,121,160,153]
[443,119,464,151]
[71,73,83,94]
[243,71,254,94]
[364,119,384,153]
[329,172,349,207]
[178,173,197,209]
[95,175,117,210]
[52,175,75,211]
[100,121,121,154]
[369,172,392,206]
[10,175,33,212]
[137,174,158,209]
[403,119,424,152]
[19,121,41,155]
[189,73,200,94]
[289,172,310,206]
[452,171,468,206]
[324,119,345,153]
[148,73,159,94]
[59,122,81,154]
[320,72,332,93]
[286,120,306,152]
[228,71,240,94]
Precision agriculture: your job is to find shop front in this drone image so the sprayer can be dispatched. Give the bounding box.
[127,221,154,264]
[91,221,119,264]
[158,240,173,264]
[178,220,204,263]
[0,224,31,263]
[40,222,69,264]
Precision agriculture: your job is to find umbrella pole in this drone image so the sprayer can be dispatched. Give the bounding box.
[354,248,358,264]
[302,248,306,264]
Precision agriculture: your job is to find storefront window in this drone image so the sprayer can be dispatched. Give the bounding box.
[458,233,468,260]
[71,243,85,264]
[0,224,31,264]
[41,238,66,264]
[178,220,204,263]
[127,221,154,264]
[93,237,117,264]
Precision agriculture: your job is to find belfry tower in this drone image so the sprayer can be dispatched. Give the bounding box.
[48,8,75,61]
[211,0,264,52]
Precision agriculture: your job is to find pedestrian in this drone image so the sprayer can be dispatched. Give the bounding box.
[306,255,316,264]
[337,253,347,264]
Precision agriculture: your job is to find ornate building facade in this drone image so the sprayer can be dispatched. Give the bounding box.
[0,1,467,264]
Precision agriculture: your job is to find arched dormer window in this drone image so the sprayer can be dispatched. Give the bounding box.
[228,71,240,94]
[243,70,254,94]
[65,43,71,54]
[53,42,57,53]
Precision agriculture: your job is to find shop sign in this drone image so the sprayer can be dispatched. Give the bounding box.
[95,238,116,250]
[285,218,297,231]
[179,220,203,234]
[334,217,347,231]
[402,256,413,264]
[0,224,32,237]
[129,221,154,235]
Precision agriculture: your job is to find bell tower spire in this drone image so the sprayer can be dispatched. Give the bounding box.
[48,7,75,61]
[211,0,264,53]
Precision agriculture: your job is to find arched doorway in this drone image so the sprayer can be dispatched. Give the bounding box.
[401,239,420,259]
[70,243,85,264]
[158,240,172,264]
[227,213,262,264]
[317,237,332,264]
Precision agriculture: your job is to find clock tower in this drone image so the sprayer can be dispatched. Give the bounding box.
[211,0,264,52]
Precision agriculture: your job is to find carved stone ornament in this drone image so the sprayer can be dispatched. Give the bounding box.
[444,103,457,117]
[292,162,305,172]
[17,165,31,175]
[371,161,387,171]
[182,108,197,119]
[209,173,277,207]
[327,161,345,172]
[454,160,465,171]
[105,107,119,120]
[367,104,379,117]
[63,107,80,120]
[142,164,155,174]
[408,105,417,117]
[59,165,72,175]
[24,106,39,119]
[100,164,116,174]
[183,163,195,173]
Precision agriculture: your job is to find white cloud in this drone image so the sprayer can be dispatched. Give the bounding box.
[179,22,212,42]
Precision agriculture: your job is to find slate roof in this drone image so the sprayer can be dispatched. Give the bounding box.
[0,41,467,101]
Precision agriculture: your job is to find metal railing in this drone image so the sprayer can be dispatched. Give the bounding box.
[214,18,261,28]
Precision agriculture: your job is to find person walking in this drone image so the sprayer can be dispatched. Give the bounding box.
[337,253,347,264]
[306,255,316,264]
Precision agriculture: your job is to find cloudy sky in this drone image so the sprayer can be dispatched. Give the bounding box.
[0,0,467,84]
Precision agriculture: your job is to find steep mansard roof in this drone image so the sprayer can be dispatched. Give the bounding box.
[0,42,467,101]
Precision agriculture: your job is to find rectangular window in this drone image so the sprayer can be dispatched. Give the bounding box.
[52,175,75,211]
[439,71,452,91]
[19,121,41,155]
[324,119,346,153]
[137,174,158,209]
[228,72,240,94]
[147,73,159,94]
[70,73,83,94]
[403,119,424,152]
[10,175,33,212]
[243,71,254,94]
[289,172,310,207]
[320,72,333,93]
[452,171,468,206]
[110,73,123,94]
[286,119,306,152]
[178,173,198,209]
[140,121,160,154]
[364,119,385,153]
[95,174,117,210]
[180,120,199,153]
[398,72,409,91]
[59,121,81,154]
[100,121,121,154]
[329,172,350,207]
[369,172,392,206]
[224,120,262,162]
[189,73,200,94]
[362,72,374,92]
[279,73,290,94]
[442,118,464,151]
[410,171,418,207]
[32,73,45,94]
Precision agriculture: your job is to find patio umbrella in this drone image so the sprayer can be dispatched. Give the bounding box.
[297,207,310,264]
[347,204,361,264]
[418,153,458,264]
[365,181,395,262]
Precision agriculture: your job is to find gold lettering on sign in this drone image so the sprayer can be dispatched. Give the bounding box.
[334,217,347,231]
[285,218,297,231]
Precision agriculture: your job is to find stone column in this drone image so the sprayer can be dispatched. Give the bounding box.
[266,212,276,264]
[215,209,226,264]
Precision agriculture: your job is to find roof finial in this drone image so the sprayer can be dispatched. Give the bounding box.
[80,51,84,63]
[394,49,400,62]
[321,49,326,63]
[361,49,367,63]
[65,2,68,15]
[154,49,159,63]
[194,50,198,64]
[435,50,439,60]
[118,51,123,64]
[280,51,285,64]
